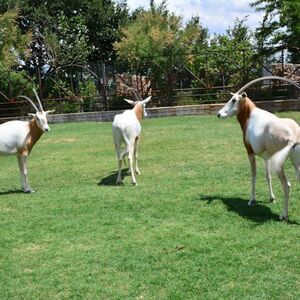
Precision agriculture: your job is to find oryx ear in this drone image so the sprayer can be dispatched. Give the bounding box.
[124,99,135,105]
[230,92,235,96]
[46,110,55,115]
[241,92,247,98]
[142,96,151,104]
[28,113,36,118]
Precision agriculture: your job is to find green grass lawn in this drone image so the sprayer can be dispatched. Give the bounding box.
[0,113,300,299]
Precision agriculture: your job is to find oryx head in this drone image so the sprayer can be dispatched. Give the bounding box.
[217,76,300,119]
[124,96,152,117]
[18,89,55,132]
[217,92,247,118]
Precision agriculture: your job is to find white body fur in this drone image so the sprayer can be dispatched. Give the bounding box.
[218,92,300,220]
[112,97,151,185]
[0,92,53,193]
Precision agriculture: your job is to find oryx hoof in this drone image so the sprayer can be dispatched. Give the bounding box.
[248,199,256,206]
[132,182,137,186]
[135,170,141,175]
[269,197,276,203]
[279,214,288,222]
[24,188,35,194]
[116,181,123,186]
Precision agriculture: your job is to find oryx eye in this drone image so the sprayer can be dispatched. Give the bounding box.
[232,99,236,104]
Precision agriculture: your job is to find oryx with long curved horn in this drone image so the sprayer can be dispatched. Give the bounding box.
[218,76,300,220]
[0,89,54,193]
[112,76,151,185]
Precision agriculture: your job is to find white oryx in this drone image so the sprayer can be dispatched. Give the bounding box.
[112,89,151,185]
[218,76,300,220]
[0,89,54,193]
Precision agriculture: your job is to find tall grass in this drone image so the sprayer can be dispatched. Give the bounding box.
[0,114,300,299]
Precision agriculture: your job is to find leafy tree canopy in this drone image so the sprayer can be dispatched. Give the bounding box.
[0,8,31,69]
[115,0,207,63]
[251,0,300,62]
[189,17,257,88]
[0,9,33,99]
[43,12,91,70]
[0,0,129,68]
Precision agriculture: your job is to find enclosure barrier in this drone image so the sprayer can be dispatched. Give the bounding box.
[0,98,299,124]
[46,98,300,123]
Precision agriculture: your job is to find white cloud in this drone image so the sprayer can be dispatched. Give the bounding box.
[125,0,263,34]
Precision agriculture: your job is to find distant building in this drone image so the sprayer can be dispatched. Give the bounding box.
[270,63,300,82]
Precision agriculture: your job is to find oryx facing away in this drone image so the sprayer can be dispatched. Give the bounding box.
[0,90,54,193]
[112,91,151,185]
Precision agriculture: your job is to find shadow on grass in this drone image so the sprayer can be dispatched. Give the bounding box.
[0,188,24,196]
[199,194,299,225]
[98,168,129,186]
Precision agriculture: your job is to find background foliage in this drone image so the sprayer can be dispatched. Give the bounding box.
[251,0,300,62]
[0,0,299,109]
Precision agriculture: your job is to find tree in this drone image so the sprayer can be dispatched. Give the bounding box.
[0,8,31,69]
[115,1,206,61]
[0,9,33,99]
[43,12,91,69]
[0,0,129,67]
[0,0,129,101]
[200,18,257,88]
[251,0,300,62]
[114,0,208,103]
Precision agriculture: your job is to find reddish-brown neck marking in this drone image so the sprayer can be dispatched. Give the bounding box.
[237,97,256,154]
[19,118,44,156]
[133,102,143,122]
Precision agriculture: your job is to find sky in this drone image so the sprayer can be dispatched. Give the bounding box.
[126,0,264,35]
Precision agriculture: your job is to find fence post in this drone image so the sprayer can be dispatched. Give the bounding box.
[169,53,174,105]
[281,49,285,75]
[101,62,108,110]
[8,70,12,99]
[70,68,74,95]
[205,54,209,87]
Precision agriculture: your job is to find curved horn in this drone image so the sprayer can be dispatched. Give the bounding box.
[33,88,44,111]
[116,74,143,101]
[127,87,143,102]
[237,76,300,94]
[18,95,39,112]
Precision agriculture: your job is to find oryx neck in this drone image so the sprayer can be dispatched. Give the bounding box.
[236,97,256,155]
[27,118,43,152]
[237,97,256,132]
[133,103,143,121]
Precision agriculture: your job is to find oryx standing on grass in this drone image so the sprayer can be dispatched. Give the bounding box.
[0,89,54,193]
[112,87,151,185]
[217,76,300,220]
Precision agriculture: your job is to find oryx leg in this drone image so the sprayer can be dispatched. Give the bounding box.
[116,153,123,184]
[113,130,123,185]
[264,159,276,203]
[17,155,34,193]
[128,142,137,186]
[289,144,300,181]
[134,136,141,175]
[248,154,256,205]
[276,167,290,220]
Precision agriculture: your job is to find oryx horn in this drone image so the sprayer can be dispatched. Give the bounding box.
[237,76,300,94]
